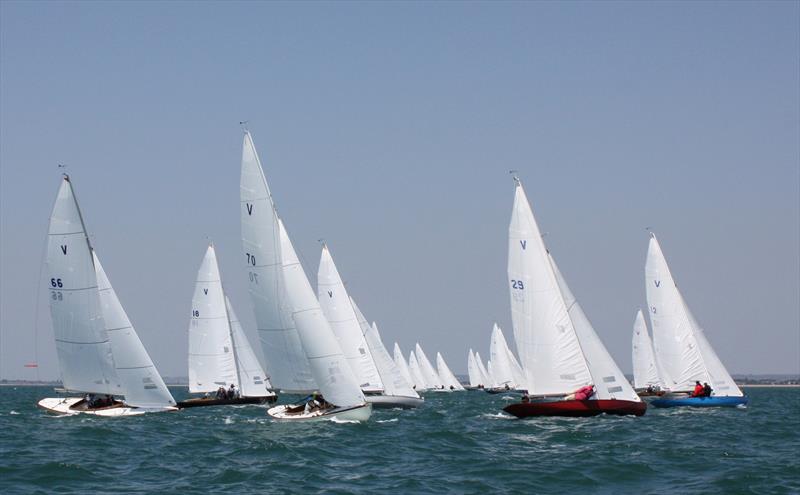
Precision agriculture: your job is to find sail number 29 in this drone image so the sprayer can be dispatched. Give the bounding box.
[511,279,525,290]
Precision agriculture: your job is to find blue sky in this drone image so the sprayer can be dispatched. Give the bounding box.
[1,1,798,379]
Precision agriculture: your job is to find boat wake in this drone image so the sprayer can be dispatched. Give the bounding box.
[481,412,514,420]
[376,418,398,424]
[329,416,361,424]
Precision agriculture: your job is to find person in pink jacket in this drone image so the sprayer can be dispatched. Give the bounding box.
[565,384,596,401]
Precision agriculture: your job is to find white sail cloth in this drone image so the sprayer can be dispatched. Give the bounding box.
[467,350,482,387]
[226,297,272,397]
[240,131,314,392]
[188,245,238,393]
[47,177,120,395]
[317,246,383,392]
[489,324,516,388]
[436,353,465,390]
[95,253,175,408]
[407,350,429,391]
[632,309,665,390]
[475,352,491,387]
[415,344,442,389]
[645,234,743,397]
[393,344,417,390]
[278,220,366,408]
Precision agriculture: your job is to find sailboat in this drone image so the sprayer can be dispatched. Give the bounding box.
[406,350,430,391]
[475,351,491,389]
[486,324,525,393]
[436,352,465,391]
[266,219,372,421]
[317,245,384,395]
[179,244,277,408]
[415,343,446,391]
[645,234,747,408]
[38,175,177,416]
[394,343,420,392]
[503,178,645,418]
[467,350,485,389]
[351,301,423,408]
[240,131,315,394]
[631,309,666,396]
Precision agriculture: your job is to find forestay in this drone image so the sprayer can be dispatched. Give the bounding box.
[632,309,665,390]
[436,353,465,390]
[318,246,383,392]
[94,252,175,408]
[240,131,315,392]
[507,179,591,396]
[645,234,742,396]
[278,219,366,408]
[188,245,238,393]
[46,176,120,395]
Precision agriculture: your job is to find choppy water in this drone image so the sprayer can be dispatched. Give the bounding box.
[1,386,798,494]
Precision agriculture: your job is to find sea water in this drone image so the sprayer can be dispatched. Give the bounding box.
[0,386,798,494]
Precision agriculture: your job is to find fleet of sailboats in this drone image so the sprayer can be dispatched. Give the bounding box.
[34,132,749,421]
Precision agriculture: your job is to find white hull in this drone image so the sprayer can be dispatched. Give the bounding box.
[267,402,372,422]
[37,397,177,417]
[365,394,424,409]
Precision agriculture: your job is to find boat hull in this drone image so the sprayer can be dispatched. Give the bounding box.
[503,399,647,418]
[486,388,524,395]
[37,397,177,417]
[365,394,424,409]
[267,402,372,422]
[177,395,276,409]
[651,396,748,408]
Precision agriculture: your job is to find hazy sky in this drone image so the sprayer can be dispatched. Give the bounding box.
[1,1,798,381]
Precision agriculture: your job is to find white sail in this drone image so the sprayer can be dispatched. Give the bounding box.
[508,179,591,395]
[414,343,443,389]
[467,350,482,387]
[350,298,418,398]
[278,219,366,408]
[632,309,665,389]
[317,245,383,392]
[550,254,640,402]
[436,352,465,390]
[490,324,516,388]
[46,176,120,395]
[94,252,175,408]
[393,343,416,390]
[368,323,419,398]
[475,351,491,387]
[407,350,429,391]
[226,296,273,397]
[645,234,743,396]
[240,131,315,392]
[507,346,526,390]
[188,245,238,394]
[486,360,496,388]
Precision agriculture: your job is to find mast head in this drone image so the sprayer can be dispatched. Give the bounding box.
[239,120,249,133]
[509,170,521,185]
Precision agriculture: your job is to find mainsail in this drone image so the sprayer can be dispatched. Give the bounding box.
[240,131,314,392]
[393,343,417,390]
[46,176,120,395]
[436,352,465,390]
[415,343,442,389]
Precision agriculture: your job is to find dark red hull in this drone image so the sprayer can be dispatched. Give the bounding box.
[503,399,647,418]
